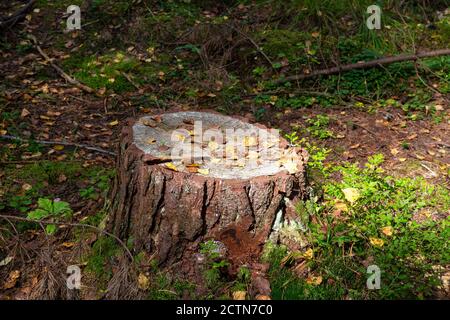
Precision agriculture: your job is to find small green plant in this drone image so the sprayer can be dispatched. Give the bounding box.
[80,186,97,200]
[8,195,33,213]
[284,131,300,146]
[252,66,267,77]
[200,240,230,289]
[233,265,251,291]
[86,236,121,287]
[306,115,333,139]
[27,198,72,234]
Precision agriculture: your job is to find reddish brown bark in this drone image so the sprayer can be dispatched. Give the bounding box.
[107,113,308,267]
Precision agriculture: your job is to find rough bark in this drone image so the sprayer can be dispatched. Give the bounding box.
[107,111,308,267]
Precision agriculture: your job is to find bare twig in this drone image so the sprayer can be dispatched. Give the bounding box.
[28,35,96,94]
[0,134,116,156]
[0,159,82,165]
[351,122,378,137]
[276,49,450,84]
[226,23,275,70]
[0,214,133,261]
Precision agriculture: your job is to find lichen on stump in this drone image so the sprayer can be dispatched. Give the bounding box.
[107,111,308,267]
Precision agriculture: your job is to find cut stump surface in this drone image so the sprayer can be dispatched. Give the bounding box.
[107,111,308,267]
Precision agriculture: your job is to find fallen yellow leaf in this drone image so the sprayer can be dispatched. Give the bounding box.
[174,134,186,142]
[109,120,119,126]
[165,163,178,171]
[306,275,322,286]
[334,199,348,212]
[303,248,314,260]
[381,226,393,237]
[342,187,361,204]
[243,136,258,147]
[138,273,150,290]
[390,148,399,156]
[197,168,209,175]
[282,160,298,174]
[208,141,219,151]
[369,237,385,248]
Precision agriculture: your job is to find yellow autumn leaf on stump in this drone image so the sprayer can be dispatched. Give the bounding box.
[165,162,178,171]
[282,160,298,174]
[208,140,219,151]
[197,168,209,175]
[342,187,361,204]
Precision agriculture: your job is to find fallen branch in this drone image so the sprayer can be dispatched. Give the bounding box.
[0,134,116,156]
[0,0,36,29]
[121,72,141,90]
[0,214,133,262]
[275,49,450,84]
[28,35,96,94]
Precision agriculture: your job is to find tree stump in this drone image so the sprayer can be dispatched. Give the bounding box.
[107,111,308,267]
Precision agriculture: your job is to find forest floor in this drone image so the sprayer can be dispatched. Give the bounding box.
[0,1,449,300]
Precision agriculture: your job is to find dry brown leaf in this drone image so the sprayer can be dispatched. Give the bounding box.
[306,275,322,286]
[232,291,246,300]
[415,154,425,160]
[4,270,20,289]
[390,148,399,156]
[21,183,32,191]
[21,108,30,118]
[61,242,75,248]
